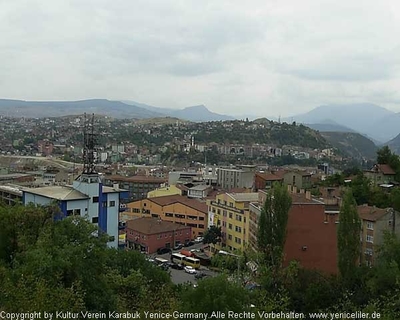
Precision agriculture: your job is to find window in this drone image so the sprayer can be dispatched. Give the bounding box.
[199,217,204,221]
[222,221,226,227]
[223,210,227,217]
[110,201,116,207]
[389,220,393,227]
[228,234,232,240]
[165,213,173,217]
[198,224,204,229]
[236,215,242,222]
[235,237,241,244]
[92,217,99,223]
[228,223,232,229]
[229,213,233,219]
[67,210,73,216]
[366,235,374,243]
[235,226,242,233]
[367,221,374,230]
[133,208,140,213]
[92,196,99,203]
[229,202,233,207]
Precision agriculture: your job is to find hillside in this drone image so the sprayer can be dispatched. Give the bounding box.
[0,99,162,119]
[320,132,377,160]
[386,133,400,155]
[306,123,355,133]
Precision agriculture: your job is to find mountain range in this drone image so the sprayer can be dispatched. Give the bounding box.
[284,103,399,143]
[0,99,234,122]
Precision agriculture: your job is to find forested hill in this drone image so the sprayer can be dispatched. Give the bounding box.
[320,132,377,160]
[192,120,329,150]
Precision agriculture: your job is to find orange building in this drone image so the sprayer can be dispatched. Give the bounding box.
[125,195,208,239]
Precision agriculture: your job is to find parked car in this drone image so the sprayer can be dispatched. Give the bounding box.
[173,243,183,250]
[184,241,195,247]
[169,262,184,270]
[195,272,208,280]
[159,263,169,271]
[157,247,172,255]
[194,237,204,243]
[184,266,197,274]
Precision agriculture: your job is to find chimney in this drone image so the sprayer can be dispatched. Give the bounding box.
[305,190,311,200]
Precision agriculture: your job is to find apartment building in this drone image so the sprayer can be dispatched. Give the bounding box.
[125,195,208,239]
[208,192,259,252]
[103,175,167,201]
[126,217,192,254]
[249,189,338,274]
[217,165,256,190]
[357,205,400,266]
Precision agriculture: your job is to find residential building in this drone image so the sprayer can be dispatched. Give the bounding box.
[188,185,212,199]
[126,217,192,254]
[103,175,167,201]
[125,195,208,239]
[22,173,129,248]
[364,164,396,185]
[168,171,204,185]
[147,184,182,198]
[209,192,259,252]
[357,205,400,266]
[217,165,255,190]
[249,189,338,274]
[254,172,284,190]
[283,170,312,189]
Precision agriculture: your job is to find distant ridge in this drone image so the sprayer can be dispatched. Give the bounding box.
[283,103,395,143]
[0,99,234,121]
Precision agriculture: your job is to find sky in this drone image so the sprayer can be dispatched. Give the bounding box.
[1,0,400,118]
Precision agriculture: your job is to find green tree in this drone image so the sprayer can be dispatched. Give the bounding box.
[337,190,361,285]
[377,146,400,182]
[203,225,222,245]
[179,275,250,316]
[257,183,292,269]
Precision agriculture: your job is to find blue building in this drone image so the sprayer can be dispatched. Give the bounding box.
[23,172,128,248]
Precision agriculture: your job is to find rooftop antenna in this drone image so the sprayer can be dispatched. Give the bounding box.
[82,113,97,174]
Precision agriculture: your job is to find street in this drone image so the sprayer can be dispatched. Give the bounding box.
[150,242,218,286]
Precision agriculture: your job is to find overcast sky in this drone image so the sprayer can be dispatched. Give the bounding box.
[1,0,400,117]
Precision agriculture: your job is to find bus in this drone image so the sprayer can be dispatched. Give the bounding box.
[171,253,186,265]
[182,256,201,269]
[155,257,169,265]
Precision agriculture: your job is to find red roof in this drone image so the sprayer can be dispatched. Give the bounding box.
[256,172,284,181]
[377,164,396,175]
[148,195,208,213]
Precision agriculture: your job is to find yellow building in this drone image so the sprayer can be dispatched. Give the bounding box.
[208,192,258,252]
[125,195,208,239]
[147,184,182,198]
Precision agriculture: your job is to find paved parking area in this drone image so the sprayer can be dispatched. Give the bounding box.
[148,242,218,286]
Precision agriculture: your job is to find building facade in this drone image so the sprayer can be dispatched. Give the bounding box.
[249,189,338,274]
[125,195,208,239]
[103,175,167,202]
[126,217,192,253]
[217,166,255,190]
[357,205,400,266]
[208,192,259,252]
[22,173,128,248]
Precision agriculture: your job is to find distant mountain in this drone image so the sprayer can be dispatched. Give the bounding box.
[386,133,400,155]
[0,99,163,119]
[284,103,394,143]
[368,112,400,143]
[123,101,235,122]
[320,132,377,160]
